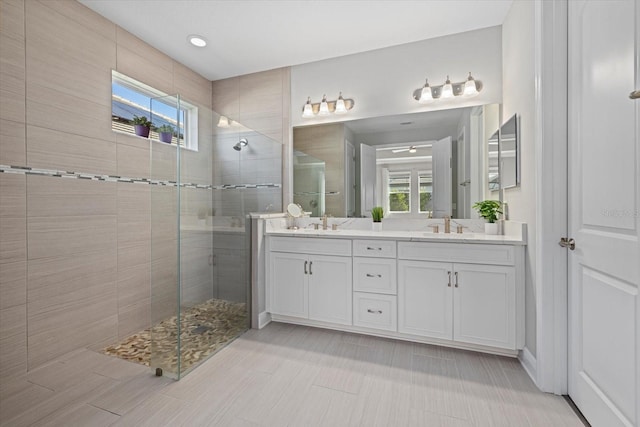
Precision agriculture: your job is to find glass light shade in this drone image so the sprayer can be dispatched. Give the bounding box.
[217,115,229,127]
[463,73,478,97]
[419,86,434,104]
[441,76,454,99]
[335,93,348,114]
[302,98,314,118]
[319,95,330,116]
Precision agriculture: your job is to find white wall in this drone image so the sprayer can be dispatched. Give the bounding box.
[291,26,502,127]
[501,0,537,357]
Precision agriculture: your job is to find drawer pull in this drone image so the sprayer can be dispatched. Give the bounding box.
[366,246,383,251]
[447,271,452,287]
[454,271,459,288]
[366,273,382,278]
[367,309,383,314]
[309,261,313,275]
[304,261,308,275]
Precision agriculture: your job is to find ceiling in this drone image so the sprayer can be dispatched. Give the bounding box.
[79,0,513,81]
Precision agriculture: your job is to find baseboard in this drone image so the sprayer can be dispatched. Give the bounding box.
[519,346,538,386]
[258,311,272,329]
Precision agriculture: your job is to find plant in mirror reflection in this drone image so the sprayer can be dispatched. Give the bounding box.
[472,200,503,223]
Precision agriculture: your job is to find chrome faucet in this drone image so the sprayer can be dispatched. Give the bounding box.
[321,214,328,230]
[444,215,451,234]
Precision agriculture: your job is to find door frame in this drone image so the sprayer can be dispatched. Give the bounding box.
[528,0,569,394]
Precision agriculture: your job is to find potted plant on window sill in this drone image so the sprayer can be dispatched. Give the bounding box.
[472,200,503,235]
[371,206,384,231]
[157,124,174,143]
[131,115,152,138]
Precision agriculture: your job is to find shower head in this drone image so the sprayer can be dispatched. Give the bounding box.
[233,138,248,151]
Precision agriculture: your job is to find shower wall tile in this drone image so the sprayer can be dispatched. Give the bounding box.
[118,298,150,340]
[27,125,117,175]
[116,27,173,96]
[27,175,116,217]
[0,304,27,378]
[173,61,212,110]
[36,0,116,41]
[211,76,240,120]
[0,174,26,265]
[0,261,26,310]
[117,143,150,179]
[0,0,25,130]
[0,119,26,166]
[27,251,117,369]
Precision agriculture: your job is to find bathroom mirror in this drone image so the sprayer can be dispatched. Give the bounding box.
[293,104,500,218]
[499,114,520,189]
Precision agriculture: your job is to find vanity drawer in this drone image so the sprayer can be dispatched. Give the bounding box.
[353,292,397,332]
[268,236,352,256]
[397,242,515,266]
[353,257,397,294]
[353,239,397,258]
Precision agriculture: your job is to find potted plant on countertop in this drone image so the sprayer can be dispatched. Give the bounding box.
[371,206,384,231]
[131,115,152,138]
[157,124,174,143]
[472,200,503,235]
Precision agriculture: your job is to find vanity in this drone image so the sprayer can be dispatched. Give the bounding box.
[263,218,526,357]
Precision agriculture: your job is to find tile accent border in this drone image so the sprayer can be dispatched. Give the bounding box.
[0,164,281,191]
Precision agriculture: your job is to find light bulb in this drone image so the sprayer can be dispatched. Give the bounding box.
[463,72,478,97]
[335,92,348,114]
[418,79,434,104]
[319,95,330,116]
[441,75,454,99]
[302,97,314,118]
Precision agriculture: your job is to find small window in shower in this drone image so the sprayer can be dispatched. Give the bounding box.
[111,70,198,151]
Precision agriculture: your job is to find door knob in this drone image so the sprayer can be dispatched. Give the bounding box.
[559,237,576,250]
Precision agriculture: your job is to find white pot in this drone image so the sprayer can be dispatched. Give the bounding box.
[372,222,383,232]
[484,222,499,235]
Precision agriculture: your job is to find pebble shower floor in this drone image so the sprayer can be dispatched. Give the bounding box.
[103,299,248,374]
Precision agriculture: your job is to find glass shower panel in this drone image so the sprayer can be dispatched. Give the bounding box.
[149,94,181,378]
[149,98,283,378]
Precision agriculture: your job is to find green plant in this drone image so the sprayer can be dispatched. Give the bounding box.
[131,115,152,127]
[157,124,174,134]
[472,200,503,223]
[371,206,384,222]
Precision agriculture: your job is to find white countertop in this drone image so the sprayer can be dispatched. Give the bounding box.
[265,228,526,245]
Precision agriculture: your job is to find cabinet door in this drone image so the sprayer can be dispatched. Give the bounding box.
[398,260,453,340]
[270,252,308,318]
[453,264,515,349]
[308,255,352,325]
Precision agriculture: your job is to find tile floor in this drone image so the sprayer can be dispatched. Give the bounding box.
[0,322,585,426]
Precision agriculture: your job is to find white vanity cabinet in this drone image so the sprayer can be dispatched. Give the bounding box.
[268,237,352,325]
[398,242,522,350]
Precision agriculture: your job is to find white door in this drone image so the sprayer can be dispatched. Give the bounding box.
[308,255,352,325]
[270,252,308,318]
[432,136,452,218]
[360,143,377,217]
[398,260,453,340]
[568,1,639,426]
[453,264,516,350]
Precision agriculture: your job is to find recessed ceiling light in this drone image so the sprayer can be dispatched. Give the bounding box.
[188,35,207,47]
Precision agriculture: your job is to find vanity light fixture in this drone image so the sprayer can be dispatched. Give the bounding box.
[187,34,207,47]
[412,72,483,103]
[301,93,355,118]
[318,95,330,116]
